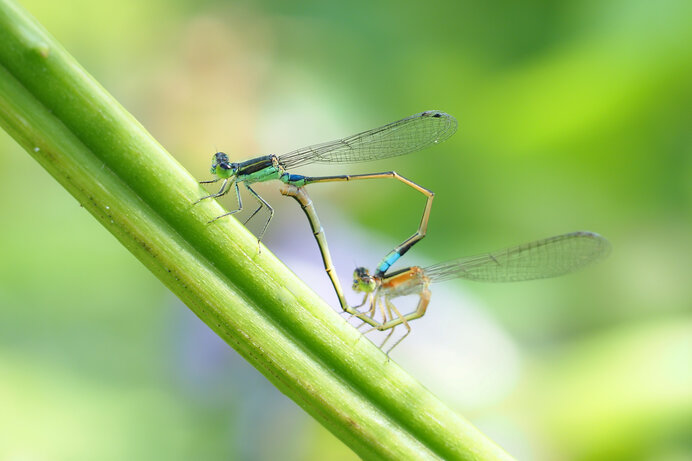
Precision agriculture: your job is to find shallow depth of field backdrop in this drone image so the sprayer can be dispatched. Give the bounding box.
[1,1,691,460]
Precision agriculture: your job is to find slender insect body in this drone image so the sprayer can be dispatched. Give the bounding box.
[197,113,610,356]
[197,110,458,309]
[236,155,275,176]
[349,265,432,353]
[237,165,281,184]
[351,232,610,354]
[380,266,429,298]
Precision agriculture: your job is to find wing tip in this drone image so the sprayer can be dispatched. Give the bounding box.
[419,109,459,139]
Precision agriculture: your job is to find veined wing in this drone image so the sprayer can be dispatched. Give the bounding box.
[278,110,457,169]
[423,231,610,283]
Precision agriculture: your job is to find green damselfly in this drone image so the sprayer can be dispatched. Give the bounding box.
[196,110,457,265]
[351,231,611,353]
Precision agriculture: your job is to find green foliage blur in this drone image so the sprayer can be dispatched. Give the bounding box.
[0,0,690,459]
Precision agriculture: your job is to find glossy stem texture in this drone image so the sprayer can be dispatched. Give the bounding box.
[0,1,514,459]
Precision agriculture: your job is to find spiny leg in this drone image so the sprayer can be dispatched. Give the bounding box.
[381,298,413,354]
[356,299,389,350]
[367,296,378,319]
[379,299,398,351]
[194,178,230,205]
[358,297,388,333]
[245,184,274,244]
[379,297,388,324]
[242,198,264,226]
[344,293,370,319]
[207,182,243,223]
[376,287,431,355]
[355,293,377,319]
[347,296,380,347]
[357,297,383,331]
[351,293,370,312]
[349,307,381,327]
[353,294,391,332]
[348,295,373,329]
[350,306,381,328]
[355,298,379,331]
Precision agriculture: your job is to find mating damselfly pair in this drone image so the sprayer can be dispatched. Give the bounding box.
[196,110,610,353]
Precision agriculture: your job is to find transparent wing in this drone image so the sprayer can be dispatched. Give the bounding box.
[277,110,457,169]
[423,232,611,283]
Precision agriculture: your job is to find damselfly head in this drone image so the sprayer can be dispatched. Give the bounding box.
[352,267,377,293]
[210,152,238,179]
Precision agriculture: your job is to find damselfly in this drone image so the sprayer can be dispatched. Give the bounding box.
[351,231,611,353]
[196,110,457,272]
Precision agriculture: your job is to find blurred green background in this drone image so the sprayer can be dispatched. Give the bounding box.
[1,0,691,459]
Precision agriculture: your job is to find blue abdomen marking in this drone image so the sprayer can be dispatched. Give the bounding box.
[282,173,308,187]
[376,251,401,276]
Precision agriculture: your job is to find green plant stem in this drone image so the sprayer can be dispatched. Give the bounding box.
[0,1,514,459]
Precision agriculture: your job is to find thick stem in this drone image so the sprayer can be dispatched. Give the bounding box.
[0,1,514,459]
